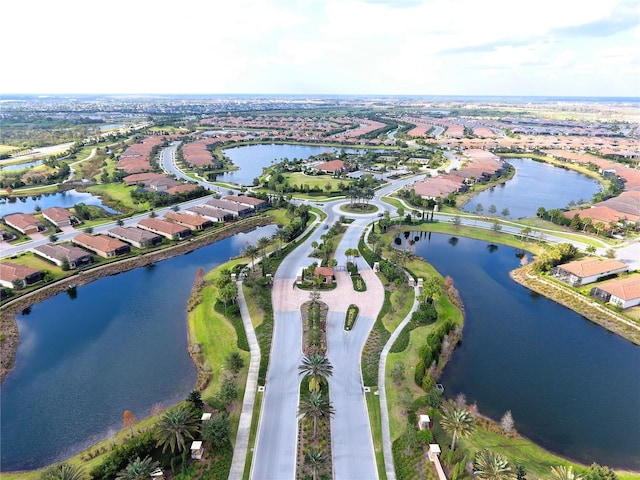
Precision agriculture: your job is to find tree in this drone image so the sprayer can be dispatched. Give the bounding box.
[83,226,94,234]
[488,204,497,215]
[550,465,584,480]
[585,463,618,480]
[225,351,245,374]
[202,411,230,448]
[390,361,406,384]
[186,390,204,410]
[604,248,616,259]
[123,410,136,436]
[520,227,532,242]
[475,203,484,215]
[305,448,328,480]
[219,376,238,404]
[491,221,502,234]
[155,405,200,454]
[440,400,474,451]
[299,353,333,392]
[49,234,59,243]
[298,391,335,439]
[40,463,86,480]
[245,244,259,272]
[501,207,510,218]
[594,221,606,236]
[116,218,124,226]
[500,410,515,433]
[219,282,237,311]
[452,216,462,228]
[473,449,516,480]
[257,236,270,261]
[115,456,159,480]
[273,226,288,255]
[581,216,592,232]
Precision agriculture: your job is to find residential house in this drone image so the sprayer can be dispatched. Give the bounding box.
[137,218,191,240]
[108,226,163,248]
[164,212,213,231]
[3,213,41,235]
[73,233,131,258]
[552,258,628,286]
[590,276,640,309]
[203,198,253,218]
[42,207,74,228]
[32,243,94,269]
[0,262,44,288]
[314,266,335,284]
[222,194,269,211]
[184,205,232,222]
[311,159,345,175]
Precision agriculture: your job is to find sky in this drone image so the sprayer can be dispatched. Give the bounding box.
[2,0,639,97]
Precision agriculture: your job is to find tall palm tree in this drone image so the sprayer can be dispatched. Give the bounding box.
[298,391,335,438]
[245,244,258,271]
[473,449,516,480]
[272,226,288,256]
[155,405,200,454]
[40,463,86,480]
[115,456,160,480]
[299,353,333,391]
[550,465,584,480]
[440,400,474,451]
[305,448,328,480]
[257,236,270,261]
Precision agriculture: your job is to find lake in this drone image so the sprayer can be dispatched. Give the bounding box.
[0,224,277,471]
[394,231,640,470]
[461,157,602,219]
[0,189,119,216]
[215,144,364,186]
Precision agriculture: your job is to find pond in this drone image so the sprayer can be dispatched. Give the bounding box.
[461,157,602,219]
[394,231,640,470]
[214,144,364,186]
[0,224,277,471]
[0,189,119,216]
[0,159,43,171]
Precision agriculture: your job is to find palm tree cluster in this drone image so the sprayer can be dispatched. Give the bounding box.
[347,185,374,205]
[155,405,200,454]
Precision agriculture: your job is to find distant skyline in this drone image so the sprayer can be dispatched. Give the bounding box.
[3,0,639,97]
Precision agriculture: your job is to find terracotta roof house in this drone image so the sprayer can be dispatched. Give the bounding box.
[42,207,74,227]
[3,213,41,235]
[0,262,44,289]
[108,226,163,248]
[164,212,213,231]
[553,258,628,286]
[123,172,167,186]
[184,205,231,222]
[223,195,268,210]
[73,233,131,258]
[137,218,191,241]
[590,276,640,309]
[311,160,345,174]
[314,266,335,284]
[204,198,253,218]
[32,243,94,269]
[563,206,639,229]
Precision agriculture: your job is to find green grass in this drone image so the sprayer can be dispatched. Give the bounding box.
[365,391,388,480]
[0,144,19,155]
[86,183,150,212]
[243,390,264,480]
[283,172,351,191]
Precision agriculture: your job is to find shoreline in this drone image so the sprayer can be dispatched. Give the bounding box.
[0,216,272,385]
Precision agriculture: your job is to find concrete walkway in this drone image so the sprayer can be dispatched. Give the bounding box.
[229,280,262,478]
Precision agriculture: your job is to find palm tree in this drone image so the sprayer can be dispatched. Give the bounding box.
[550,465,584,480]
[273,226,288,256]
[245,244,259,272]
[299,353,333,392]
[40,463,86,480]
[155,405,200,454]
[115,456,160,480]
[440,400,474,451]
[473,449,516,480]
[257,236,270,261]
[305,448,329,480]
[298,391,335,438]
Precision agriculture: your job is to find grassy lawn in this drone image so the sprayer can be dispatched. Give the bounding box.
[283,171,351,192]
[0,144,19,155]
[450,420,640,480]
[243,390,264,480]
[4,251,71,283]
[86,183,150,212]
[365,391,388,480]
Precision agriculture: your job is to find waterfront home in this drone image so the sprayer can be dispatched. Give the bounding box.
[73,233,131,258]
[552,258,628,286]
[108,226,163,248]
[590,276,640,309]
[0,261,44,288]
[42,207,74,228]
[3,213,41,235]
[184,205,231,222]
[137,217,191,241]
[222,194,269,211]
[32,243,94,269]
[164,211,213,231]
[311,159,345,175]
[204,198,253,218]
